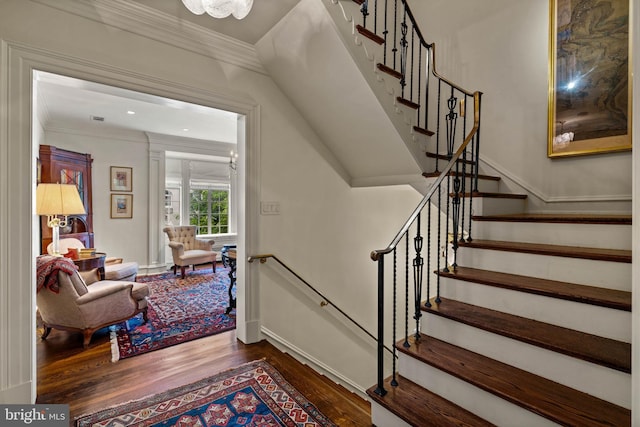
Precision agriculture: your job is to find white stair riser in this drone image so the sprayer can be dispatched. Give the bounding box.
[423,176,500,193]
[370,401,412,427]
[421,315,632,408]
[471,197,526,215]
[399,353,559,426]
[473,221,632,250]
[456,249,631,291]
[440,278,631,342]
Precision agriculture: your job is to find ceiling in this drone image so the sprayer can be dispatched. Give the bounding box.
[131,0,301,45]
[36,0,301,143]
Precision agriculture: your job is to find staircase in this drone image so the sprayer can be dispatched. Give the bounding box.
[322,1,632,425]
[367,198,632,426]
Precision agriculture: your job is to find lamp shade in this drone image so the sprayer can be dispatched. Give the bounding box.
[36,184,86,216]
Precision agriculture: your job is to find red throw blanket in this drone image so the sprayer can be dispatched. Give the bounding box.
[36,255,78,293]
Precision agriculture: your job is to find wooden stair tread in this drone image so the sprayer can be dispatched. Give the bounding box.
[459,239,632,263]
[472,213,632,224]
[355,24,385,45]
[413,126,434,136]
[426,152,475,165]
[438,266,632,311]
[377,63,402,80]
[423,171,500,181]
[366,375,496,427]
[422,298,631,373]
[397,96,420,109]
[457,191,526,199]
[399,334,631,426]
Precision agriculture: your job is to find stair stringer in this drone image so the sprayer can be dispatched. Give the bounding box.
[323,0,435,174]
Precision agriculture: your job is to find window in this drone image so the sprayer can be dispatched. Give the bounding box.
[189,187,229,235]
[165,156,235,237]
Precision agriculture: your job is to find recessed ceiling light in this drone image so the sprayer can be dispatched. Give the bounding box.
[127,110,136,115]
[183,128,189,132]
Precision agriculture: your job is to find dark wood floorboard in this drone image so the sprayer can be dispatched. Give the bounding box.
[37,328,371,426]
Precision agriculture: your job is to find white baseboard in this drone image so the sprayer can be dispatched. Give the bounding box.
[0,381,33,404]
[260,327,368,400]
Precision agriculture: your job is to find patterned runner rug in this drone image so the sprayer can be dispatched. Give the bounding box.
[110,268,235,361]
[75,360,337,426]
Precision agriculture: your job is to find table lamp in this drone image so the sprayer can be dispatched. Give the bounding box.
[36,183,86,256]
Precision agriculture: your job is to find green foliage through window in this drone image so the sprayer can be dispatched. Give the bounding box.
[189,189,229,235]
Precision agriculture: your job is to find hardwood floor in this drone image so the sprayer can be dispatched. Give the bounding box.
[37,327,372,426]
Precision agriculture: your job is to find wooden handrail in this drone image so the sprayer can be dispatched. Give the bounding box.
[248,253,396,356]
[370,91,481,261]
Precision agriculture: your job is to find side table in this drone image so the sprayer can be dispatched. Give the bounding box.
[72,252,107,280]
[221,246,236,314]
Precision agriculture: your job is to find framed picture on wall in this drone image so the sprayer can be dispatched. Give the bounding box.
[111,193,133,219]
[547,0,631,157]
[110,166,132,192]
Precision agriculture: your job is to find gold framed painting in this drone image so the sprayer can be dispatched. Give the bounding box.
[548,0,631,158]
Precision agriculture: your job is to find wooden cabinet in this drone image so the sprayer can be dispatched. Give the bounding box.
[39,145,94,253]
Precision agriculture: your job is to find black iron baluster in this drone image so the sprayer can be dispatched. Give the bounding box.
[361,0,369,28]
[410,27,415,102]
[446,90,458,157]
[459,93,468,244]
[391,247,398,387]
[425,200,432,308]
[417,46,422,128]
[451,171,461,270]
[412,213,423,339]
[443,171,451,273]
[435,80,442,172]
[403,232,410,348]
[382,0,389,65]
[436,184,442,303]
[424,45,431,134]
[373,0,378,36]
[399,7,408,96]
[392,0,398,70]
[375,255,386,396]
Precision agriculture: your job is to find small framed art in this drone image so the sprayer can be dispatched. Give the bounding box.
[110,166,132,192]
[111,193,133,219]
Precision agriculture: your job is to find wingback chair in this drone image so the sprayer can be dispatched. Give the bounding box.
[163,225,217,278]
[36,256,149,348]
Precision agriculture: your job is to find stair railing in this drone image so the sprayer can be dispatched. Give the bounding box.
[356,0,484,396]
[248,254,396,356]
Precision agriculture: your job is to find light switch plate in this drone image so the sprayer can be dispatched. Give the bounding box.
[261,201,280,215]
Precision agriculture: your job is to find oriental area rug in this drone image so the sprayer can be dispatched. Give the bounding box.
[110,268,235,361]
[75,360,337,427]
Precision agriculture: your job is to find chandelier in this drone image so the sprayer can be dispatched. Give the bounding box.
[181,0,254,20]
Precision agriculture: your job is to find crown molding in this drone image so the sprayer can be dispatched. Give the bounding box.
[32,0,267,75]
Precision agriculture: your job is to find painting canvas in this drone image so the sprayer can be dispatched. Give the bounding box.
[548,0,631,157]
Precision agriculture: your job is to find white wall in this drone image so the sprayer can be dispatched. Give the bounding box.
[44,129,149,265]
[411,0,632,213]
[0,0,425,403]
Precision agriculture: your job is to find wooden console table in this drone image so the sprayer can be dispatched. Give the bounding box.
[72,252,106,280]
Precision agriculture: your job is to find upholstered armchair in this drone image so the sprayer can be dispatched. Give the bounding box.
[36,256,149,348]
[163,225,217,278]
